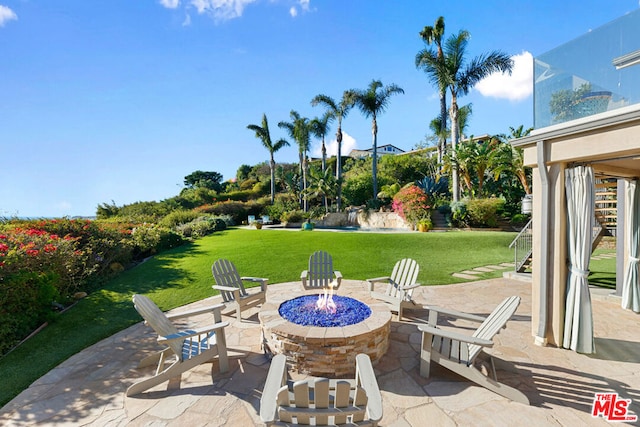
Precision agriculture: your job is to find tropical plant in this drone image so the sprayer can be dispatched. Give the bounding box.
[352,79,404,201]
[311,91,356,210]
[305,165,338,213]
[279,111,311,211]
[416,27,513,203]
[491,125,533,195]
[247,114,290,204]
[417,16,447,165]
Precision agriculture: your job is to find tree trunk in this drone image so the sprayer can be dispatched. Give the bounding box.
[371,116,378,200]
[438,88,447,166]
[449,96,460,203]
[269,156,276,205]
[336,124,343,211]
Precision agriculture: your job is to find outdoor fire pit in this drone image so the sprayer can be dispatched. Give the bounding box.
[259,281,391,377]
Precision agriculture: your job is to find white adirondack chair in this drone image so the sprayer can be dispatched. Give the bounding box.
[418,295,529,404]
[211,258,268,322]
[301,251,343,290]
[127,294,229,397]
[366,258,422,320]
[260,353,383,426]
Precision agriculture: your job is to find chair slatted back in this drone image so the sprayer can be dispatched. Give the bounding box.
[133,294,183,360]
[431,296,520,365]
[212,259,249,302]
[387,258,419,301]
[307,251,336,289]
[276,378,369,425]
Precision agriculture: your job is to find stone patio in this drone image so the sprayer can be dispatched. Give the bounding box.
[1,278,638,426]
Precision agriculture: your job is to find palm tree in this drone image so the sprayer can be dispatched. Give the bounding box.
[305,165,338,213]
[309,112,333,173]
[416,29,513,203]
[417,16,447,164]
[352,79,404,200]
[311,91,356,210]
[247,114,289,204]
[278,110,311,211]
[491,125,533,194]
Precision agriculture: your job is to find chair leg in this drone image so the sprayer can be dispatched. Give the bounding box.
[420,332,433,378]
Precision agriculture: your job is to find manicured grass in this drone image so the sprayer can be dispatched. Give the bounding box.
[589,248,617,289]
[0,228,517,407]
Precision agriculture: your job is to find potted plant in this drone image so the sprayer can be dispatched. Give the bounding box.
[417,217,433,232]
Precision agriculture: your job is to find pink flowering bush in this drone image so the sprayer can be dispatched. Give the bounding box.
[392,185,432,227]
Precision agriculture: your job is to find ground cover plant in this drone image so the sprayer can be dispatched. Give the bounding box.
[0,227,521,406]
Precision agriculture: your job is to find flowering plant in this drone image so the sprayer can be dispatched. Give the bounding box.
[392,185,431,227]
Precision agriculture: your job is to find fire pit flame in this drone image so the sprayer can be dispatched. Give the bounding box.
[316,280,338,313]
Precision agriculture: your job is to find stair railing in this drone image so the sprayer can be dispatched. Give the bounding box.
[509,219,533,272]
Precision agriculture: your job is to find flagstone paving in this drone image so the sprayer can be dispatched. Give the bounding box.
[1,278,638,426]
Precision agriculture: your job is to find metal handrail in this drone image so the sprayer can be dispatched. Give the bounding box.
[509,219,533,272]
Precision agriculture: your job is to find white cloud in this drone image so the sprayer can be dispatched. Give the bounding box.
[289,6,297,17]
[190,0,257,21]
[160,0,181,8]
[290,0,311,18]
[0,5,17,27]
[315,131,357,158]
[182,13,191,26]
[475,51,533,101]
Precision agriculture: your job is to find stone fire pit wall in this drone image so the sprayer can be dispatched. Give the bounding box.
[259,290,391,377]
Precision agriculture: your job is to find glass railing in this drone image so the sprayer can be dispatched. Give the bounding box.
[534,9,640,128]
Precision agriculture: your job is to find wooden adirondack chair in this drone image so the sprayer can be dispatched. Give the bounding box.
[418,295,529,404]
[211,258,268,322]
[260,353,383,426]
[301,251,342,290]
[366,258,422,320]
[127,294,229,397]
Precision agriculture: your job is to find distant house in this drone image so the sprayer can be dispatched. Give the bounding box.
[348,144,405,158]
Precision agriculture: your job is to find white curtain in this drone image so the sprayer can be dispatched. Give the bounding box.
[622,179,640,313]
[563,165,595,353]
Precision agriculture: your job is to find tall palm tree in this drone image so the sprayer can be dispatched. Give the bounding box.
[309,111,333,173]
[416,29,513,203]
[311,91,356,210]
[417,16,447,164]
[247,114,289,204]
[352,79,404,200]
[278,110,311,211]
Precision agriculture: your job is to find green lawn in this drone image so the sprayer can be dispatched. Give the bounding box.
[0,228,518,407]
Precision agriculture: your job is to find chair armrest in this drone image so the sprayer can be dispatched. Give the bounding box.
[158,321,229,343]
[355,354,383,422]
[241,277,269,291]
[260,354,288,423]
[417,324,494,347]
[334,270,343,280]
[212,285,242,293]
[300,270,308,280]
[366,276,390,291]
[401,283,421,291]
[425,305,486,324]
[165,303,226,320]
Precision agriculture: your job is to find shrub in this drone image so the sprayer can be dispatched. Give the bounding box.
[281,210,305,224]
[450,200,468,227]
[0,272,59,355]
[130,224,185,258]
[466,198,506,228]
[194,200,264,224]
[0,226,92,298]
[159,210,200,229]
[175,216,227,238]
[392,185,431,226]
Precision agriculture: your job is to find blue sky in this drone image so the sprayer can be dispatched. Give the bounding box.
[1,0,639,218]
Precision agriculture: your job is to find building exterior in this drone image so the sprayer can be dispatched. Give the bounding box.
[348,144,405,158]
[513,9,640,352]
